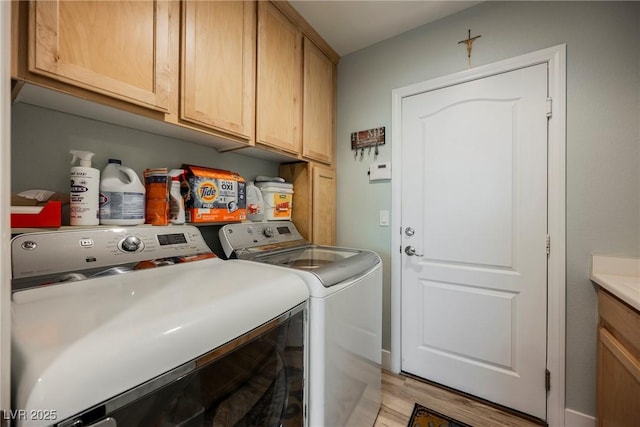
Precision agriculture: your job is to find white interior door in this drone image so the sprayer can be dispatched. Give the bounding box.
[400,63,548,419]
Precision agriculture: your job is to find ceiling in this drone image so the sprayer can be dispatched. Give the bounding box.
[290,1,483,57]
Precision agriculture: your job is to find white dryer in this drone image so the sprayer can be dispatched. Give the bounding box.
[219,221,383,427]
[11,225,309,427]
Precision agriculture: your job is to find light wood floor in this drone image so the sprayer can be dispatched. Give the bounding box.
[374,370,544,427]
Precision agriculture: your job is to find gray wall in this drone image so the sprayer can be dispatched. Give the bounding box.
[11,103,279,196]
[335,1,640,417]
[11,103,280,254]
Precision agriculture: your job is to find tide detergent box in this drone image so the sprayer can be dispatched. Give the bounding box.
[181,165,246,223]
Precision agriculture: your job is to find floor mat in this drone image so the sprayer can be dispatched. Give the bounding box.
[407,403,472,427]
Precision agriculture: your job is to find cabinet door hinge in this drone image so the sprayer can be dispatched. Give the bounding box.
[546,98,552,118]
[545,369,551,392]
[546,234,551,255]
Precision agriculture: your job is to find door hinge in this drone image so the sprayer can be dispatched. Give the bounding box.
[546,98,552,118]
[546,234,551,255]
[304,403,308,425]
[545,369,551,392]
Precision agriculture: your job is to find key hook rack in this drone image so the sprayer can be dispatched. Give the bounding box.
[351,127,385,160]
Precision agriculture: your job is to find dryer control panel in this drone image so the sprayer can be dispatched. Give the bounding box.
[11,225,212,281]
[219,221,307,259]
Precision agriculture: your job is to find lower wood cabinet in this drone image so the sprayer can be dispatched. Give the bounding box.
[596,289,640,426]
[279,162,335,246]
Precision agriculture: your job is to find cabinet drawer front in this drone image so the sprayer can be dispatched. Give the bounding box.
[598,289,640,357]
[30,0,171,112]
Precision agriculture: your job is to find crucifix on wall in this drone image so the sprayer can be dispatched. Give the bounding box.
[458,29,481,68]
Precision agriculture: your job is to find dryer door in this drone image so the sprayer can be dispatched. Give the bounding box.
[58,305,306,427]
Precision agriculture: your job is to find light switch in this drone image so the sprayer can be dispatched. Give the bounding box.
[379,210,389,226]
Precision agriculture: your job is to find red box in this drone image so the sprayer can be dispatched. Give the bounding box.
[11,201,62,228]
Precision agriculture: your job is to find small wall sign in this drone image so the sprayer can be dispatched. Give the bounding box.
[350,127,385,150]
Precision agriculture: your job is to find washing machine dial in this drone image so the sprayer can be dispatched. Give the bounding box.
[118,235,144,253]
[262,227,275,238]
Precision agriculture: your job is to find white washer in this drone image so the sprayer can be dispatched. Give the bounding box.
[220,221,383,427]
[11,226,309,427]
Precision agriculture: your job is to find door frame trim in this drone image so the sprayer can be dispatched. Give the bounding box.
[390,44,566,426]
[1,0,11,415]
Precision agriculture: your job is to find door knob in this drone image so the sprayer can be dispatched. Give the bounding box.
[404,227,415,236]
[404,246,423,257]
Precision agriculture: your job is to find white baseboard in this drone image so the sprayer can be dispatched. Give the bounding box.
[381,349,392,371]
[564,408,595,427]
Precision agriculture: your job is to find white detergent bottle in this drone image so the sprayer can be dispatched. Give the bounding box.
[99,159,146,225]
[168,169,185,224]
[246,181,264,222]
[70,150,100,226]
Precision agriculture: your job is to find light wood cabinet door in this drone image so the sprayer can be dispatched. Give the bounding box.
[302,38,335,165]
[279,162,335,246]
[256,2,302,155]
[29,0,172,112]
[311,165,336,245]
[597,328,640,426]
[181,1,255,141]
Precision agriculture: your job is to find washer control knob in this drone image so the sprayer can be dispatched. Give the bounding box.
[119,236,143,253]
[262,227,275,238]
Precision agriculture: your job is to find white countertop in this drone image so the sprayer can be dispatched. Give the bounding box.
[591,255,640,311]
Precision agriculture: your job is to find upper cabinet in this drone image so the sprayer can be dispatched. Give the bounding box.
[256,2,302,155]
[13,1,339,163]
[256,2,337,164]
[26,0,172,112]
[180,1,255,142]
[302,37,335,164]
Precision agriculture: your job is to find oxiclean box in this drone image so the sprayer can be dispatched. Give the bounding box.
[181,165,246,223]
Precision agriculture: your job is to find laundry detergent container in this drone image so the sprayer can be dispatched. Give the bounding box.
[256,181,293,221]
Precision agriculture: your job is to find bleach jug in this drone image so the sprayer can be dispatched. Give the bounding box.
[99,159,146,225]
[246,182,264,222]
